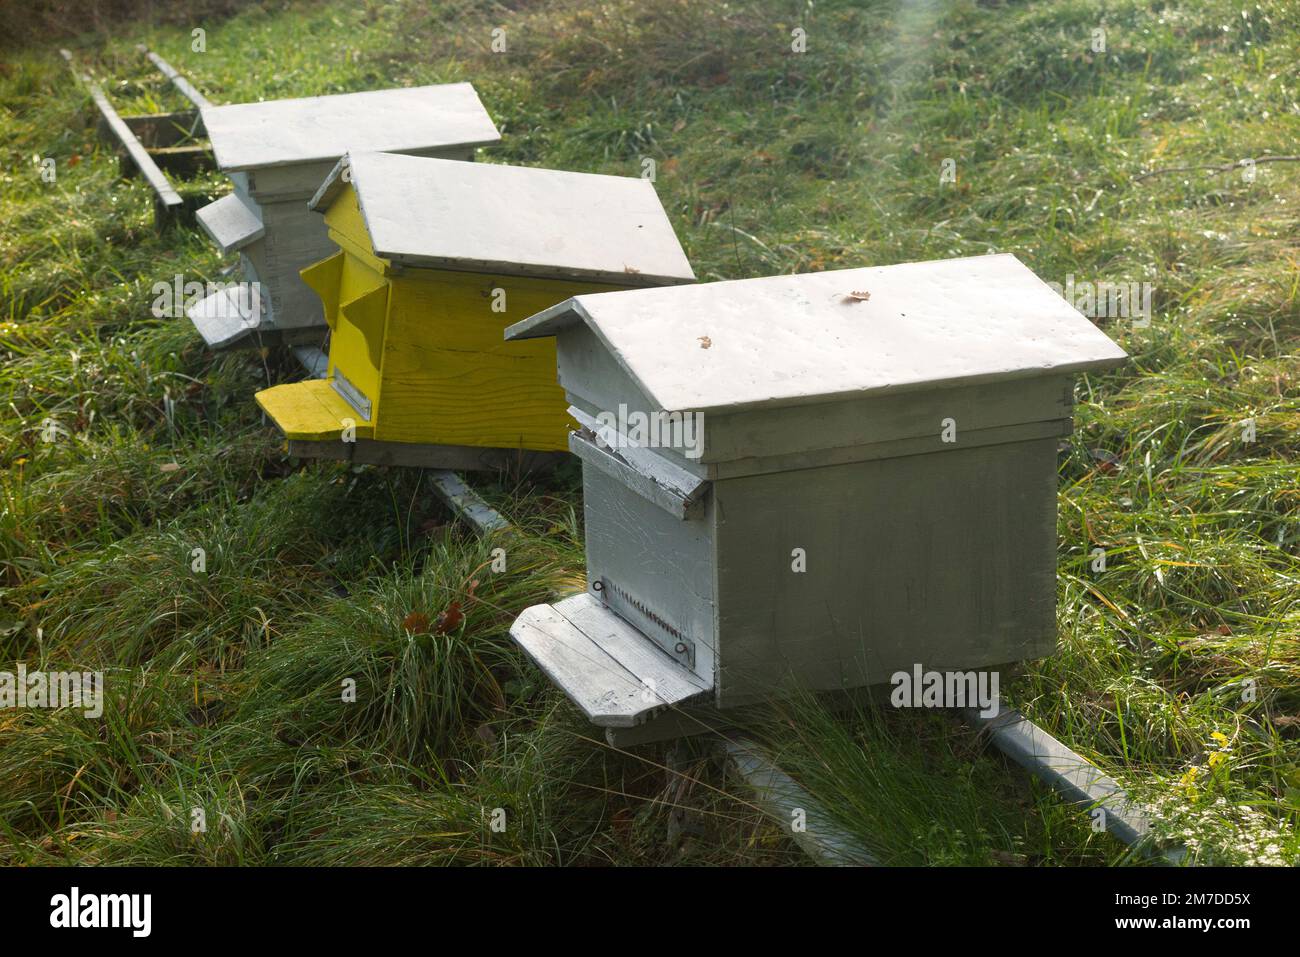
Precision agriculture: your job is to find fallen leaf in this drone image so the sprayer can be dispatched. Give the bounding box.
[159,462,181,473]
[434,600,464,634]
[402,611,430,635]
[698,335,712,349]
[842,290,871,303]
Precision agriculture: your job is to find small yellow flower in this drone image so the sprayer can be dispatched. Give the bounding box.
[1210,731,1230,747]
[1208,750,1227,770]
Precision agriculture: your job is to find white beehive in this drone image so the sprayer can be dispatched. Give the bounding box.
[187,84,500,349]
[505,254,1128,744]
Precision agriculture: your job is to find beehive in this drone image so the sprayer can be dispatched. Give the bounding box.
[505,254,1129,744]
[254,151,695,469]
[187,84,500,350]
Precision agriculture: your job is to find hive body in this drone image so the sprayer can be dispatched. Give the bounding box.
[506,254,1129,738]
[564,346,1066,709]
[255,152,695,466]
[187,84,501,350]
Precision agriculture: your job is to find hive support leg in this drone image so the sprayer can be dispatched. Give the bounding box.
[426,470,510,535]
[962,703,1186,865]
[722,736,878,867]
[144,144,214,176]
[291,345,330,379]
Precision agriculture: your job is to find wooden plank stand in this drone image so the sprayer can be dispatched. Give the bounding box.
[60,47,215,229]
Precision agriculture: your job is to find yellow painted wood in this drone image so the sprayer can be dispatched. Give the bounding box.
[322,184,390,274]
[377,346,567,449]
[327,252,388,417]
[299,251,344,329]
[255,378,374,441]
[376,269,622,449]
[342,283,387,368]
[260,180,634,454]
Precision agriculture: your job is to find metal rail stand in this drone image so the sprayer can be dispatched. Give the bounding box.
[963,703,1187,865]
[723,736,878,866]
[426,471,511,535]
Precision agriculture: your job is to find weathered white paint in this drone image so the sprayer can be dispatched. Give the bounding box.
[186,285,258,349]
[201,83,500,173]
[426,470,510,534]
[310,152,696,287]
[507,254,1128,413]
[505,255,1129,732]
[963,703,1186,864]
[195,191,263,254]
[567,405,707,519]
[511,594,712,727]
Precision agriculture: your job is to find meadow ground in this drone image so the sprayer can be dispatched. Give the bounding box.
[0,0,1297,865]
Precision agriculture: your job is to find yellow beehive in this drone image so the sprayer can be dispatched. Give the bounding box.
[255,152,695,469]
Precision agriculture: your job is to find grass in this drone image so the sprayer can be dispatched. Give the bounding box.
[1,0,1298,866]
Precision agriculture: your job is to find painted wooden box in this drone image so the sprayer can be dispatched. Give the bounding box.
[187,84,500,350]
[505,254,1128,744]
[254,151,695,470]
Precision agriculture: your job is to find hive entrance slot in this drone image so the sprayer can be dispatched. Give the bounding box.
[597,577,695,669]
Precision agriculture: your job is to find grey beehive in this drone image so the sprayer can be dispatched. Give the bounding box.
[187,84,500,349]
[505,254,1128,744]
